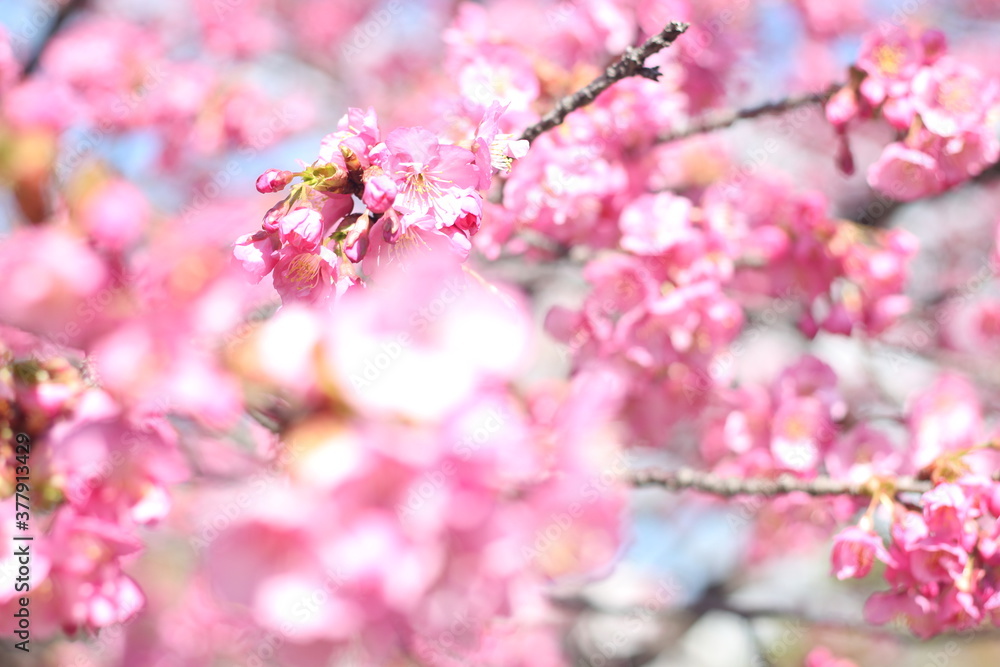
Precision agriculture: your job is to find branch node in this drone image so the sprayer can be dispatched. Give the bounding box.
[638,66,662,81]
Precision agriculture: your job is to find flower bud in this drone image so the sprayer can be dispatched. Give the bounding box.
[279,208,324,250]
[340,144,364,174]
[382,212,404,244]
[256,169,293,194]
[344,224,370,263]
[835,132,855,176]
[362,174,397,213]
[306,163,352,194]
[262,201,286,232]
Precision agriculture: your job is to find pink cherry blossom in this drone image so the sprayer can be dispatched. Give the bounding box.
[362,173,398,213]
[831,526,887,580]
[472,101,529,189]
[856,28,924,105]
[867,143,942,201]
[376,127,480,230]
[9,1,1000,662]
[912,57,998,138]
[272,243,345,305]
[278,207,327,250]
[233,230,280,284]
[0,227,110,341]
[619,192,695,255]
[77,179,150,251]
[908,374,982,472]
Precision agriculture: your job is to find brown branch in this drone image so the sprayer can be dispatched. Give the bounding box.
[657,82,842,144]
[627,467,933,496]
[519,21,689,144]
[20,0,90,79]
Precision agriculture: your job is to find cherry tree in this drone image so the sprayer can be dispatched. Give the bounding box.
[2,0,1000,665]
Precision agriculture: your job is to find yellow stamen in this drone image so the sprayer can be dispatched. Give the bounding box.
[937,77,975,115]
[286,253,320,286]
[874,45,904,76]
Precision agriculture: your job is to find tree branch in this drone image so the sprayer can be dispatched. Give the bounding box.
[627,467,933,497]
[519,21,689,144]
[657,82,842,144]
[20,0,89,79]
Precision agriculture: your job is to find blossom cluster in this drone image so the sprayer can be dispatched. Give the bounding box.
[833,477,1000,637]
[545,247,742,447]
[546,178,918,449]
[200,255,625,665]
[701,356,850,477]
[819,372,1000,638]
[1,17,306,172]
[233,104,527,304]
[827,26,1000,201]
[0,189,263,644]
[706,177,919,337]
[0,338,187,636]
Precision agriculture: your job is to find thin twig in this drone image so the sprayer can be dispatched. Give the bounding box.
[627,467,933,496]
[657,82,842,144]
[21,0,90,78]
[519,21,689,144]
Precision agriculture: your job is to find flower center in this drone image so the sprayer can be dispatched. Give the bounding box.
[937,77,975,115]
[489,136,516,172]
[287,253,320,286]
[401,171,444,211]
[874,44,904,76]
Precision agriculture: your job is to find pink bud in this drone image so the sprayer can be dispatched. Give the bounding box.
[822,302,855,335]
[262,201,285,232]
[835,132,855,176]
[799,311,819,339]
[344,225,370,263]
[363,174,398,213]
[233,230,279,284]
[278,208,325,250]
[382,213,404,244]
[255,169,293,194]
[921,29,947,65]
[988,484,1000,517]
[831,526,884,580]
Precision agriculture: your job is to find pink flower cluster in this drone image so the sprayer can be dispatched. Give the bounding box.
[0,188,269,644]
[1,17,303,167]
[546,178,918,448]
[0,342,187,636]
[833,477,1000,637]
[708,176,919,337]
[702,356,853,477]
[234,104,527,304]
[499,80,687,253]
[827,26,999,201]
[545,246,742,447]
[203,254,625,664]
